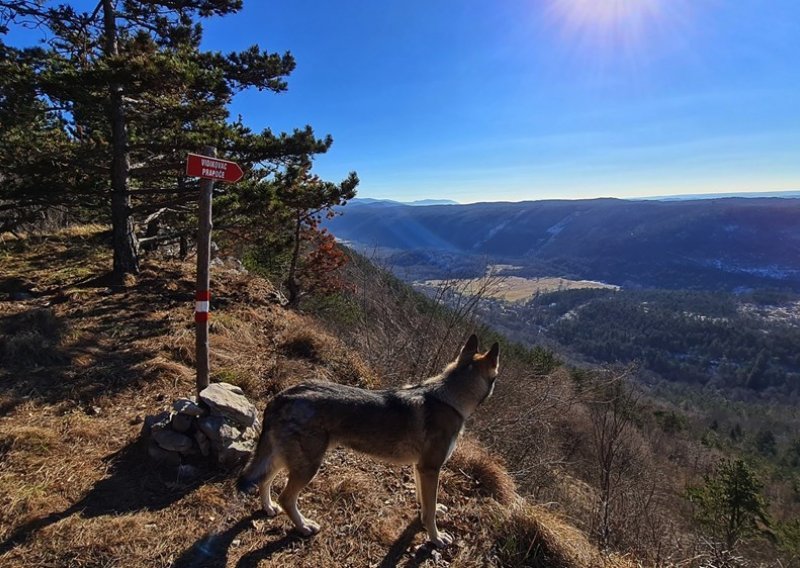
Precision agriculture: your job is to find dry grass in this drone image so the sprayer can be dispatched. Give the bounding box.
[0,228,630,567]
[491,502,637,568]
[279,318,380,389]
[448,437,518,506]
[0,307,66,369]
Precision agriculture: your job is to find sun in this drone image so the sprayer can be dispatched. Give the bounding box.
[548,0,667,52]
[555,0,662,26]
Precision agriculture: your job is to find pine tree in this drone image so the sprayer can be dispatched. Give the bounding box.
[273,165,358,306]
[687,458,771,549]
[1,1,336,277]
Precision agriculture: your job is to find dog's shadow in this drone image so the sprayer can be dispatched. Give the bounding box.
[175,515,436,568]
[172,512,302,568]
[0,439,214,557]
[377,519,437,568]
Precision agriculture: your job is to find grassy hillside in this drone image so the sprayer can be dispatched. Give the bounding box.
[0,227,634,567]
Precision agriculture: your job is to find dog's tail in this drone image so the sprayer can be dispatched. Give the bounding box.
[236,419,273,495]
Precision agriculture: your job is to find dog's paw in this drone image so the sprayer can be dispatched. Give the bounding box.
[296,519,321,537]
[261,504,278,517]
[436,503,448,515]
[429,531,454,548]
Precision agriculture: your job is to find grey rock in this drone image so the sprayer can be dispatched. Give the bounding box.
[148,441,181,467]
[173,398,205,417]
[142,411,170,437]
[197,415,240,448]
[216,382,245,396]
[199,382,257,427]
[152,428,193,454]
[194,430,211,457]
[171,412,193,433]
[177,464,201,481]
[241,424,260,442]
[218,440,252,467]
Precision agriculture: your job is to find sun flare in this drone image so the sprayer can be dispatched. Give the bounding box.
[549,0,668,51]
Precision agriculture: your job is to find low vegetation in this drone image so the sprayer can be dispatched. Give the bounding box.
[1,228,635,567]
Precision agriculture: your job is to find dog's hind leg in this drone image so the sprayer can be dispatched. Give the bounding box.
[258,456,281,517]
[278,440,326,537]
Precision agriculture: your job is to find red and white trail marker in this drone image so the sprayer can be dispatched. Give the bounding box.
[186,153,244,183]
[195,290,210,323]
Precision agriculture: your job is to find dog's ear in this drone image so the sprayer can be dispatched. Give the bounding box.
[457,334,479,364]
[485,342,500,368]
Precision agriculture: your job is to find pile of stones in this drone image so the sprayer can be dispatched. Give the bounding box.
[143,382,260,469]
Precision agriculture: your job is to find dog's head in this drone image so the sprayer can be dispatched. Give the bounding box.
[456,334,500,401]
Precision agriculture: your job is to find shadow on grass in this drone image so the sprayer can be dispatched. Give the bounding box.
[173,511,303,568]
[0,267,178,410]
[0,439,214,557]
[174,511,437,567]
[377,519,437,568]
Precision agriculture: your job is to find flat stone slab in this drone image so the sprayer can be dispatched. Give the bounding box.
[148,442,181,467]
[173,398,205,417]
[152,428,193,454]
[198,382,257,427]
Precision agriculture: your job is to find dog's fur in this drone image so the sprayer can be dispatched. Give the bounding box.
[237,334,499,547]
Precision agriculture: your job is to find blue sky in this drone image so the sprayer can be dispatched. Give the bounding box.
[200,0,800,202]
[9,1,800,202]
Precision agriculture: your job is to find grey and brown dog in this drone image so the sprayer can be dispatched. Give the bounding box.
[237,334,499,547]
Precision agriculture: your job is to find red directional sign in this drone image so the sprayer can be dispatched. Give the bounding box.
[186,153,244,183]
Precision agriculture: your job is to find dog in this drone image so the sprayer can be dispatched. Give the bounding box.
[237,334,499,547]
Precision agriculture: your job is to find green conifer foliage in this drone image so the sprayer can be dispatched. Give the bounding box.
[687,458,771,549]
[1,1,345,277]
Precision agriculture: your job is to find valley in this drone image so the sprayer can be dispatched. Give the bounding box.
[329,197,800,291]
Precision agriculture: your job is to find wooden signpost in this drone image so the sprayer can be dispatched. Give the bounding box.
[185,147,243,395]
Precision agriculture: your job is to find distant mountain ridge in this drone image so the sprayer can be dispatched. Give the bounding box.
[328,197,800,290]
[639,189,800,201]
[349,197,459,207]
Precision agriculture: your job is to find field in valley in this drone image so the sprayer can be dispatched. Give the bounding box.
[416,275,619,303]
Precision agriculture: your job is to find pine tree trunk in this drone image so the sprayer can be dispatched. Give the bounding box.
[103,0,138,278]
[285,210,302,306]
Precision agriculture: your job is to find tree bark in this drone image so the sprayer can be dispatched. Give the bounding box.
[285,209,302,306]
[102,0,139,277]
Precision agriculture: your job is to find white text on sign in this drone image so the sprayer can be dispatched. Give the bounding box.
[201,158,228,179]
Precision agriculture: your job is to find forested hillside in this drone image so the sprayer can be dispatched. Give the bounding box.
[327,197,800,290]
[513,288,800,395]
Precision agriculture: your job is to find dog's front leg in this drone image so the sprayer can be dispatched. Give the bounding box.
[416,465,453,547]
[414,468,447,513]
